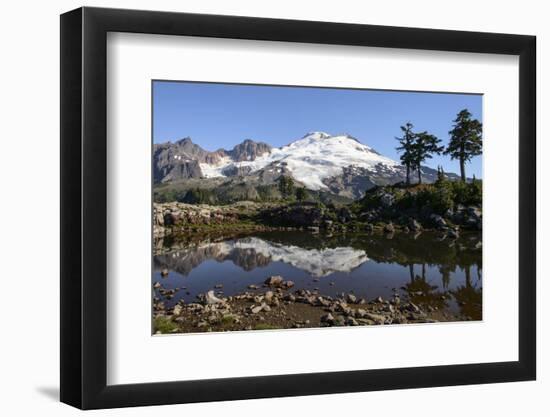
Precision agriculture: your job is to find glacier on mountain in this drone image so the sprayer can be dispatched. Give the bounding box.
[199,131,399,191]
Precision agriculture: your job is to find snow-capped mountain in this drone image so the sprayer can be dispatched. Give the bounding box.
[153,132,457,200]
[154,237,369,277]
[199,132,399,191]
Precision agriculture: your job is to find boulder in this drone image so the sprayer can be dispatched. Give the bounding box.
[250,305,263,314]
[323,219,334,228]
[364,312,387,324]
[447,228,459,239]
[408,218,422,232]
[346,294,357,304]
[264,275,284,287]
[346,317,359,326]
[283,293,296,302]
[380,193,395,207]
[430,214,447,229]
[335,316,346,326]
[356,309,368,318]
[317,296,331,307]
[338,207,353,223]
[205,290,223,305]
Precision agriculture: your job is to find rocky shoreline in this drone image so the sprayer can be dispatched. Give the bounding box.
[153,274,471,334]
[153,199,482,241]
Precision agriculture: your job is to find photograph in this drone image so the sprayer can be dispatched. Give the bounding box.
[152,81,483,334]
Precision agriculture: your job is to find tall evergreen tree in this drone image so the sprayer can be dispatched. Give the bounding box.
[411,132,443,184]
[444,109,483,182]
[435,165,446,185]
[278,175,295,198]
[395,122,416,185]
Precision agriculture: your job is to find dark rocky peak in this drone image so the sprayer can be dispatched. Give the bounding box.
[175,136,193,145]
[228,139,272,162]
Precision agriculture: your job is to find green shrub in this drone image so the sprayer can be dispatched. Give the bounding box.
[153,317,179,334]
[444,179,482,206]
[183,188,218,204]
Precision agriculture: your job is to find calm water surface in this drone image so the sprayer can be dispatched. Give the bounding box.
[153,231,482,320]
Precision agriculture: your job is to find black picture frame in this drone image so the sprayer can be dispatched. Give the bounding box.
[60,6,536,410]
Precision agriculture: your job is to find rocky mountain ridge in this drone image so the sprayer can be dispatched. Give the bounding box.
[153,132,461,201]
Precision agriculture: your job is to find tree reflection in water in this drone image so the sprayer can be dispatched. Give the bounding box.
[404,263,448,311]
[450,265,482,320]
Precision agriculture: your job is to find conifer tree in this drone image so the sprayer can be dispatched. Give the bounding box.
[395,122,416,185]
[444,109,483,182]
[295,187,308,201]
[411,132,443,184]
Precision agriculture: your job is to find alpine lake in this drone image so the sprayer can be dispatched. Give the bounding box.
[153,229,482,333]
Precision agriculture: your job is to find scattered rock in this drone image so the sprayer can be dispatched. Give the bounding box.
[160,268,169,277]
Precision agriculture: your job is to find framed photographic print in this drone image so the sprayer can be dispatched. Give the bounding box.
[60,6,536,409]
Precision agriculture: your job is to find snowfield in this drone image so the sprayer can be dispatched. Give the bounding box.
[200,132,399,190]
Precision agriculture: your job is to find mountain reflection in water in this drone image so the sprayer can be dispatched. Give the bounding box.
[153,231,482,320]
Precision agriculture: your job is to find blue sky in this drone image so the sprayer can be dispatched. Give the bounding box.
[153,81,483,178]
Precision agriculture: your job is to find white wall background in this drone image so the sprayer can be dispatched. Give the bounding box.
[0,0,545,415]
